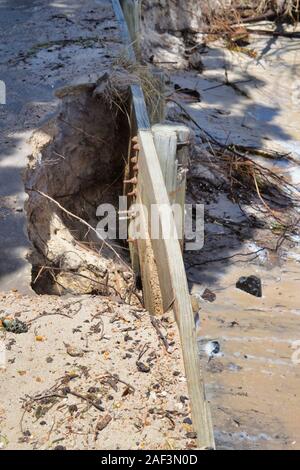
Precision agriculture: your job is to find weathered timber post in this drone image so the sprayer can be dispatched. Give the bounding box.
[112,0,216,449]
[152,123,191,249]
[148,71,165,125]
[120,0,141,59]
[120,1,165,124]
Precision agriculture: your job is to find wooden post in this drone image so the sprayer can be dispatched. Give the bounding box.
[149,71,165,125]
[152,123,190,249]
[137,129,215,449]
[112,0,215,449]
[120,0,141,59]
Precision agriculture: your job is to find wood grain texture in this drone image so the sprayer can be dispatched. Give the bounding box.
[152,123,190,247]
[111,0,215,449]
[149,70,165,124]
[137,129,215,449]
[134,193,164,315]
[120,0,141,58]
[111,0,136,62]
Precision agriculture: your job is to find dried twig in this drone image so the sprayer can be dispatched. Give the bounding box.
[186,248,267,268]
[138,343,150,361]
[231,10,276,24]
[26,311,72,325]
[150,316,172,353]
[67,390,105,412]
[252,168,279,220]
[169,98,299,229]
[245,28,300,38]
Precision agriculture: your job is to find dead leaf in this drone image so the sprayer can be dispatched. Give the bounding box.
[122,385,134,397]
[96,414,112,432]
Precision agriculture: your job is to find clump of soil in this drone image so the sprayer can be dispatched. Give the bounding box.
[25,75,134,298]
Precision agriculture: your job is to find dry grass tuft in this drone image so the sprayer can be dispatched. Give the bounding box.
[102,55,164,123]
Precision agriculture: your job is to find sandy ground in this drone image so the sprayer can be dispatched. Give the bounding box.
[0,292,195,450]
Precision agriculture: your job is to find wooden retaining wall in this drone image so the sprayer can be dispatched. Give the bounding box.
[111,0,215,450]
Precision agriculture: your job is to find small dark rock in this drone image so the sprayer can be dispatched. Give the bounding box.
[2,318,28,334]
[236,275,262,297]
[186,431,197,439]
[136,361,150,373]
[183,417,192,425]
[94,399,103,408]
[68,404,78,414]
[53,445,66,451]
[123,353,132,359]
[180,395,189,403]
[173,370,180,377]
[46,356,53,363]
[40,421,47,426]
[87,387,100,394]
[201,288,216,303]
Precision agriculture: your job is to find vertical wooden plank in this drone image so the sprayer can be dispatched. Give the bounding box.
[120,0,141,59]
[172,125,190,250]
[152,127,178,199]
[131,84,151,130]
[137,129,215,449]
[111,0,215,450]
[111,0,136,62]
[148,71,165,124]
[152,123,191,248]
